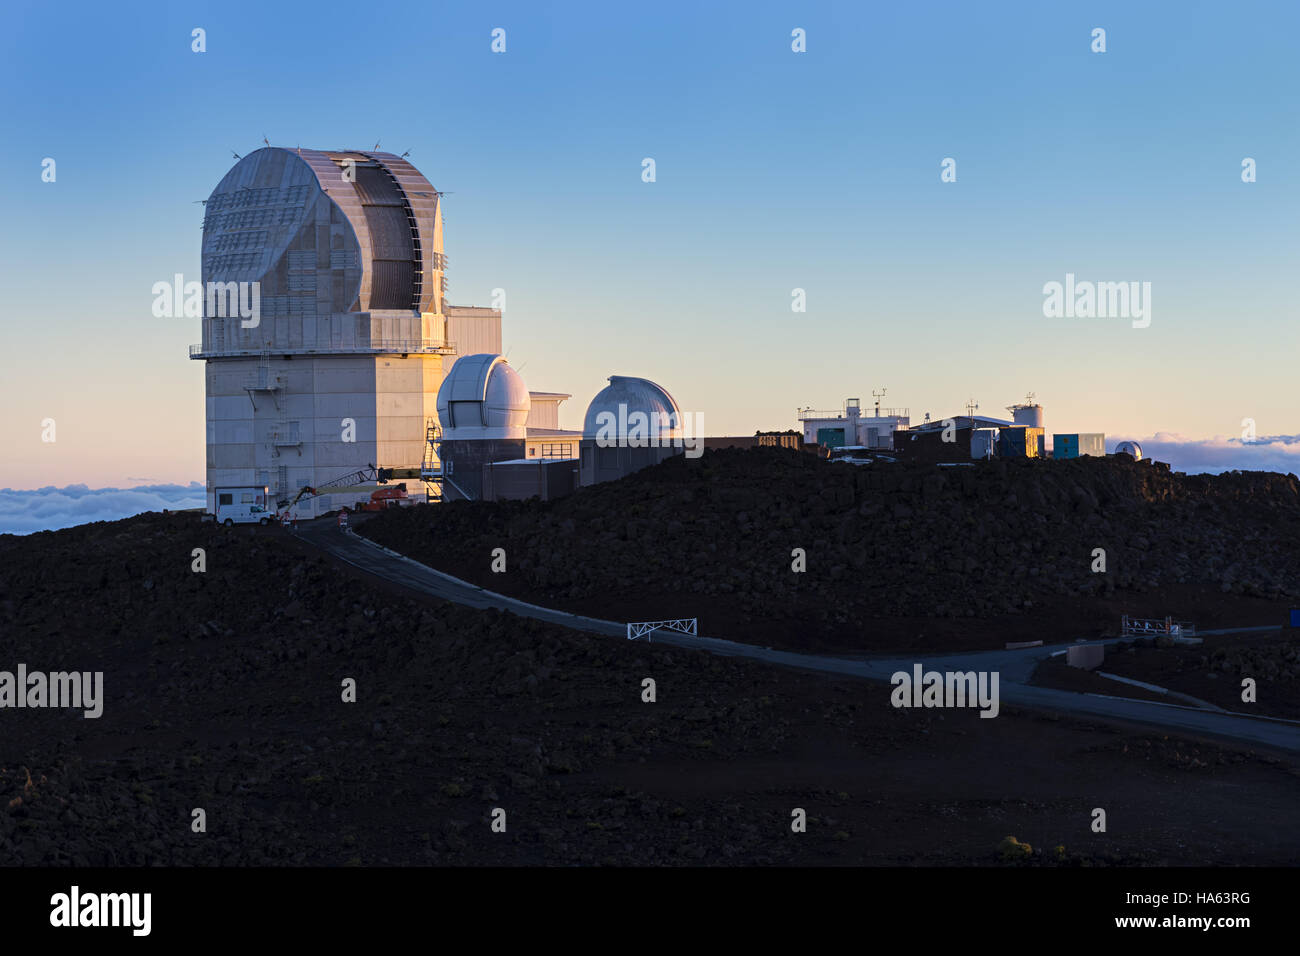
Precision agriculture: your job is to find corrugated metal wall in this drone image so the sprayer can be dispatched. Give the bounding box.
[355,166,415,310]
[445,310,503,357]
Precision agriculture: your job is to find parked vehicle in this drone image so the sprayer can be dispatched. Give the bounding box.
[212,486,273,526]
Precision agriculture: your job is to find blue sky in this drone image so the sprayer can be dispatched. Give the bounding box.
[2,0,1298,492]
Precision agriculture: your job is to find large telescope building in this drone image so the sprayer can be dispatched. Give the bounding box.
[191,147,501,516]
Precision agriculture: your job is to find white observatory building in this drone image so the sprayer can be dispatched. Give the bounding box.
[436,353,531,442]
[435,353,529,501]
[433,353,583,500]
[191,147,501,515]
[579,375,684,486]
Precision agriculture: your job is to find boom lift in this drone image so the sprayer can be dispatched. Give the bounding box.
[277,464,395,513]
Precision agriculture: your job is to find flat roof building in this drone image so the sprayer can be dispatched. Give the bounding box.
[798,397,910,450]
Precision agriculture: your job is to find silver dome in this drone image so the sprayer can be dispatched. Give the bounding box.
[583,376,682,441]
[437,354,530,439]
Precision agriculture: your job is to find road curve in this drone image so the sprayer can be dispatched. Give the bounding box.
[291,519,1300,754]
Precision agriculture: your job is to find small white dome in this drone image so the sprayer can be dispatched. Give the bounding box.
[437,354,530,439]
[1115,440,1143,460]
[583,375,682,441]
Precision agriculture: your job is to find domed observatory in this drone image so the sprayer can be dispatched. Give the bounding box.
[1115,440,1143,461]
[435,354,530,499]
[579,375,685,486]
[191,146,502,515]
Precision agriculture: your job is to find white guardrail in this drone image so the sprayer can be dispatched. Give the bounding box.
[626,619,698,642]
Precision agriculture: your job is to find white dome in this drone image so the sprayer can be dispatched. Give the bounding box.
[583,375,682,441]
[1115,440,1143,460]
[437,354,530,440]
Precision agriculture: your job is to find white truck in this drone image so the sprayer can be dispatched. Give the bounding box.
[209,486,273,526]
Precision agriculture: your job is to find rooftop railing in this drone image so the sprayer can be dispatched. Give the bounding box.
[190,339,457,359]
[798,407,910,420]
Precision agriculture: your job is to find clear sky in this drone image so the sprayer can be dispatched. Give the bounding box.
[2,0,1298,488]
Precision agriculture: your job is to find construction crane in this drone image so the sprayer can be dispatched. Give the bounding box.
[276,465,395,511]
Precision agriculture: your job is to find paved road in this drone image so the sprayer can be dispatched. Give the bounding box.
[293,519,1300,754]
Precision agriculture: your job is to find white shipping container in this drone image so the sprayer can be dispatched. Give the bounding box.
[970,428,998,459]
[1077,433,1105,457]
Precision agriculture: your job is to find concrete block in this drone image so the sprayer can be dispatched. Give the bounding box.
[1067,644,1105,670]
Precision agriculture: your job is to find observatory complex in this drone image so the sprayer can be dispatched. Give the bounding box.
[191,149,1132,515]
[192,146,687,514]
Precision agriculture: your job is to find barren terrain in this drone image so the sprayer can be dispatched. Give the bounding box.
[2,512,1298,866]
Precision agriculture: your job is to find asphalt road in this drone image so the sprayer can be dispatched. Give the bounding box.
[293,518,1300,754]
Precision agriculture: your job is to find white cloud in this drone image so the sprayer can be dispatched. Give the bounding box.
[1111,433,1300,475]
[0,482,206,536]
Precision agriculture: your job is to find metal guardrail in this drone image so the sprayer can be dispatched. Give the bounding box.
[626,618,698,642]
[798,407,909,420]
[190,340,457,359]
[1121,615,1197,637]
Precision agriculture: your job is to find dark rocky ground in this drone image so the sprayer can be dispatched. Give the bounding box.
[2,512,1299,866]
[361,450,1300,653]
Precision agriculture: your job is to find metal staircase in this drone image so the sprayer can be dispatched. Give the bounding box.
[420,418,444,502]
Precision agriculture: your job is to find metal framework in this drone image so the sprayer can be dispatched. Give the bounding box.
[1121,614,1196,638]
[276,465,391,509]
[798,406,909,420]
[419,417,445,502]
[626,619,698,642]
[191,339,456,360]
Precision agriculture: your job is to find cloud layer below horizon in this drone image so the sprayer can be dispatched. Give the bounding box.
[0,482,206,536]
[1116,433,1300,476]
[3,436,1299,535]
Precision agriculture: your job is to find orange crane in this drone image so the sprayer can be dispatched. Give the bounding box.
[277,465,392,514]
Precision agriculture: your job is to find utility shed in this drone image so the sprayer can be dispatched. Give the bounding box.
[1053,433,1106,458]
[481,458,578,502]
[997,426,1045,458]
[894,426,973,462]
[970,428,998,459]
